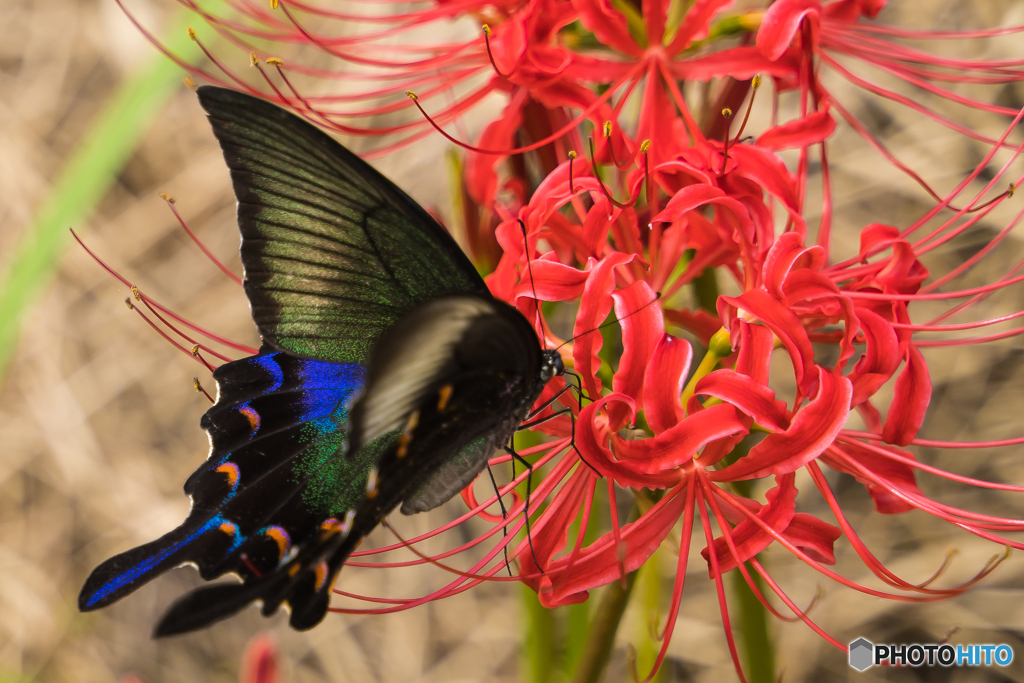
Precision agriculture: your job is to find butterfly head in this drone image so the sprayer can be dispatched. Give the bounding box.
[539,349,564,384]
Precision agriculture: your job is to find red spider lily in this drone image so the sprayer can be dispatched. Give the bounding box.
[101,0,1024,679]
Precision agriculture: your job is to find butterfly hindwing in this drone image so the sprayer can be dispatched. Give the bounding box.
[195,86,488,365]
[79,350,373,613]
[153,296,548,634]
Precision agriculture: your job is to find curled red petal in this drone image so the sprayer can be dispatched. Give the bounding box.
[733,319,774,385]
[573,252,638,398]
[610,280,663,426]
[824,440,922,514]
[882,344,932,446]
[756,110,836,151]
[781,513,842,563]
[720,289,816,392]
[511,257,596,303]
[712,367,852,480]
[643,334,692,434]
[544,482,691,605]
[756,0,821,61]
[701,474,797,574]
[689,369,790,433]
[574,0,644,57]
[576,395,685,488]
[615,403,749,473]
[849,308,901,405]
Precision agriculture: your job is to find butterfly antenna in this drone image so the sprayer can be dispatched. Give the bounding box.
[555,292,662,352]
[518,219,549,349]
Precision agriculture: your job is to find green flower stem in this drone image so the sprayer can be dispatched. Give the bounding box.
[521,584,556,683]
[730,561,775,683]
[728,475,775,683]
[0,9,202,382]
[570,570,639,683]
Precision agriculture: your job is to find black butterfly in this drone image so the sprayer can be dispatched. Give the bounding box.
[78,86,567,636]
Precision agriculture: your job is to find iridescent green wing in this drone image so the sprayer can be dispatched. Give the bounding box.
[196,86,488,364]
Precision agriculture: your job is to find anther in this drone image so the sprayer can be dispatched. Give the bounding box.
[640,139,652,203]
[191,343,201,356]
[183,76,196,91]
[405,91,418,101]
[752,74,762,89]
[482,23,492,36]
[187,27,197,41]
[124,297,133,311]
[270,0,278,8]
[193,376,214,403]
[720,109,734,176]
[159,192,175,204]
[249,52,259,67]
[567,150,578,193]
[266,57,282,67]
[130,285,141,301]
[1010,183,1016,198]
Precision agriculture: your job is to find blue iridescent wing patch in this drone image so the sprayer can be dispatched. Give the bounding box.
[79,350,375,613]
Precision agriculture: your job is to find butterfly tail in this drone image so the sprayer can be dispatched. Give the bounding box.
[153,580,278,637]
[154,530,359,636]
[79,525,200,612]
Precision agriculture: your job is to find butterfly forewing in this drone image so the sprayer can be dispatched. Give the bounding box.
[196,86,488,365]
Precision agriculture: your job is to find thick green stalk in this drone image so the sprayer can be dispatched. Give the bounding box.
[570,571,638,683]
[521,584,556,683]
[0,10,200,381]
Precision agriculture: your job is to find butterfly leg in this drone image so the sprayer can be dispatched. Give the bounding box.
[504,440,544,574]
[486,463,513,577]
[519,407,600,476]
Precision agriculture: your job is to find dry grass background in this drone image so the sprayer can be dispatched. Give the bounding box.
[3,0,1024,681]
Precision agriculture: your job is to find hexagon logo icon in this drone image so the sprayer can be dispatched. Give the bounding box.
[849,638,874,671]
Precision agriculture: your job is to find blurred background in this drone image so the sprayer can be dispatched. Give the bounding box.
[3,0,1024,681]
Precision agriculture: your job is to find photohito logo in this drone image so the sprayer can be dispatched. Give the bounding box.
[848,638,1014,671]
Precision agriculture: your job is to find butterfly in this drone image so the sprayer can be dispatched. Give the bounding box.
[78,86,568,636]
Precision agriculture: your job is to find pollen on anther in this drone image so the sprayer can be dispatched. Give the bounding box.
[482,23,492,36]
[405,91,418,101]
[640,139,651,153]
[187,26,197,40]
[124,297,133,311]
[752,74,762,89]
[183,76,197,91]
[191,343,201,356]
[602,120,612,137]
[249,52,259,67]
[266,57,283,66]
[568,150,577,159]
[159,192,175,204]
[130,285,141,301]
[219,520,237,536]
[722,108,733,118]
